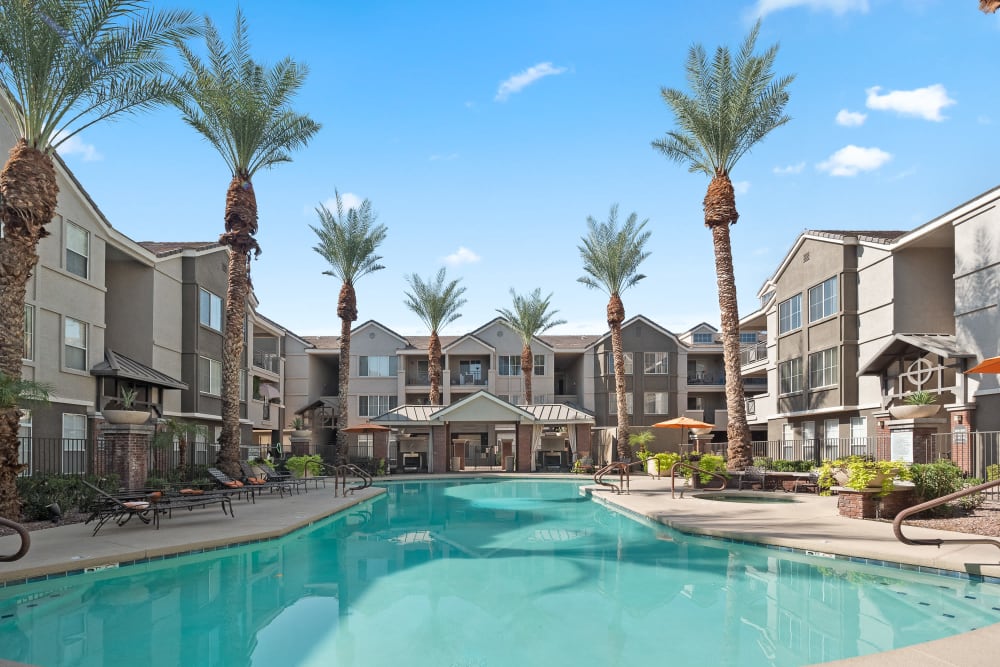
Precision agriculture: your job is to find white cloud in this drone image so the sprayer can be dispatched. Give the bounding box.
[733,180,750,196]
[752,0,868,18]
[55,133,102,161]
[443,246,481,266]
[835,109,867,126]
[773,162,805,175]
[308,192,364,217]
[817,145,891,177]
[495,62,567,102]
[429,153,459,161]
[865,84,955,121]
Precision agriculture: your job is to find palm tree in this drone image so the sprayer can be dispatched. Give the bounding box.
[0,0,198,518]
[981,1,1000,13]
[403,269,467,406]
[578,205,651,461]
[311,192,387,463]
[152,418,209,471]
[174,10,320,477]
[495,288,565,404]
[652,21,793,470]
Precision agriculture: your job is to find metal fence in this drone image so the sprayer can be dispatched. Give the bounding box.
[750,437,885,463]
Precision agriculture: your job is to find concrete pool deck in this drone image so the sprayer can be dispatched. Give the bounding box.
[1,474,999,666]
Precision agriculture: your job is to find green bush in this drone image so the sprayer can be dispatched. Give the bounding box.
[692,454,728,484]
[285,454,323,478]
[911,462,986,514]
[770,459,814,473]
[15,474,119,521]
[987,464,1000,482]
[817,456,910,496]
[654,452,681,475]
[752,456,773,469]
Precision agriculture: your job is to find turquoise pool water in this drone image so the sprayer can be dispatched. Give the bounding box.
[1,479,999,666]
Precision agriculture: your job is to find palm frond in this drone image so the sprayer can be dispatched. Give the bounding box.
[312,191,388,285]
[403,268,467,333]
[578,205,651,297]
[0,372,53,410]
[496,288,566,345]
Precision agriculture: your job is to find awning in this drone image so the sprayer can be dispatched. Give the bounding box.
[91,349,187,390]
[259,383,281,401]
[857,334,976,376]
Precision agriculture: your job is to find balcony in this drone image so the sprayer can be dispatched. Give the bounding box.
[252,350,280,374]
[740,341,768,367]
[451,372,487,387]
[406,370,430,386]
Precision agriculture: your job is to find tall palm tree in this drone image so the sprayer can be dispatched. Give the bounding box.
[652,21,793,470]
[0,0,198,518]
[578,205,650,461]
[981,1,1000,13]
[311,192,387,463]
[403,268,467,406]
[495,288,565,404]
[174,10,319,477]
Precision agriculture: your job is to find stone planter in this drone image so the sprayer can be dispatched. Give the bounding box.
[103,409,151,425]
[888,404,940,419]
[291,429,310,438]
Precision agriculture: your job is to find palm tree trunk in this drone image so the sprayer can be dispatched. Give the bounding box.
[608,294,631,460]
[217,176,259,478]
[428,333,442,405]
[520,344,533,404]
[0,140,59,519]
[337,282,357,464]
[705,173,751,469]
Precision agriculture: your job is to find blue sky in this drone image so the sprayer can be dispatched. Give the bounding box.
[58,0,1000,337]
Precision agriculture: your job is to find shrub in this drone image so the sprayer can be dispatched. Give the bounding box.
[911,462,986,515]
[15,474,118,521]
[654,452,681,475]
[693,454,728,484]
[753,456,773,469]
[285,454,323,478]
[817,456,910,496]
[770,459,813,473]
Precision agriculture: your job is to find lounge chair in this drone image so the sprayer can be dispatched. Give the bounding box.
[241,461,304,495]
[82,480,234,535]
[259,461,327,490]
[207,467,265,502]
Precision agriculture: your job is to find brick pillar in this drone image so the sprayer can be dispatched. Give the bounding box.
[516,424,533,472]
[431,425,448,473]
[101,424,154,491]
[289,435,311,457]
[947,407,976,474]
[837,489,879,519]
[574,424,592,460]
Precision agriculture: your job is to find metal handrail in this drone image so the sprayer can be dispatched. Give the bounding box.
[0,518,30,562]
[324,463,373,496]
[593,461,630,495]
[669,462,728,499]
[893,478,1000,554]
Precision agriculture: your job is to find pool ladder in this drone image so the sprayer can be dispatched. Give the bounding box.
[893,477,1000,556]
[0,518,30,562]
[593,461,631,494]
[668,462,727,499]
[321,463,374,496]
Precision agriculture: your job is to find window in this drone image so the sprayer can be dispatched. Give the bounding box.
[359,355,397,377]
[65,221,89,278]
[498,355,520,376]
[359,395,397,418]
[778,294,802,334]
[808,348,838,389]
[64,317,87,371]
[644,392,668,414]
[533,354,545,376]
[693,332,714,344]
[355,433,374,458]
[239,369,246,402]
[740,332,759,344]
[644,352,668,375]
[778,357,802,395]
[198,356,222,395]
[687,396,703,410]
[62,413,87,474]
[499,394,520,405]
[850,417,867,456]
[808,276,838,322]
[782,423,794,460]
[609,392,633,415]
[604,352,633,375]
[802,421,816,462]
[199,288,222,331]
[18,411,32,475]
[823,419,840,460]
[416,359,429,382]
[23,304,33,360]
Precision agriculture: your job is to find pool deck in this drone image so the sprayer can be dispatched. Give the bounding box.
[1,474,999,666]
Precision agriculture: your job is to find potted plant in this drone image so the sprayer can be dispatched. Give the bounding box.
[818,456,911,496]
[888,389,940,419]
[285,454,323,478]
[653,451,682,478]
[103,385,150,425]
[290,417,310,437]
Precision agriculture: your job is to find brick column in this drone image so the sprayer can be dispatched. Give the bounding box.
[431,425,448,473]
[289,435,311,457]
[101,424,154,491]
[947,407,976,474]
[516,424,533,472]
[574,424,592,460]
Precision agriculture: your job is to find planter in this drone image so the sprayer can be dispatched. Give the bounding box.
[103,409,151,425]
[646,458,659,477]
[291,429,310,438]
[888,404,940,419]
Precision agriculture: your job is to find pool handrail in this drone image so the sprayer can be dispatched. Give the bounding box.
[892,477,1000,555]
[0,518,30,562]
[669,462,728,499]
[594,461,630,495]
[322,463,373,496]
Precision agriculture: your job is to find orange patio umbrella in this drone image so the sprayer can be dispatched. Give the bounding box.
[341,422,391,433]
[965,356,1000,374]
[652,416,715,452]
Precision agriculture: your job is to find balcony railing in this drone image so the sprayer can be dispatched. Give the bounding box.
[451,373,487,386]
[740,341,768,366]
[750,437,887,462]
[252,350,280,374]
[687,373,724,385]
[406,371,430,385]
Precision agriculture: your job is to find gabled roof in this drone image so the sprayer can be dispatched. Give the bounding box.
[432,391,536,422]
[587,314,681,350]
[521,403,594,423]
[372,404,439,425]
[90,350,187,390]
[137,241,223,257]
[857,334,976,376]
[806,230,907,245]
[371,394,594,426]
[443,333,495,354]
[539,334,601,350]
[471,317,555,351]
[294,398,339,415]
[683,322,718,334]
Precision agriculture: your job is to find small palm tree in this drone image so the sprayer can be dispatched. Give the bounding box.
[0,0,198,518]
[578,205,651,460]
[173,10,320,477]
[652,20,793,469]
[403,269,467,405]
[312,192,387,463]
[153,418,209,471]
[496,289,565,404]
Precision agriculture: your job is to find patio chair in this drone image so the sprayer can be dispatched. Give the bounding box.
[259,461,327,490]
[737,466,768,491]
[789,472,820,494]
[237,462,296,497]
[82,480,167,535]
[207,467,261,502]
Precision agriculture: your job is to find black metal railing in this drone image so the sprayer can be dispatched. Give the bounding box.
[252,350,280,373]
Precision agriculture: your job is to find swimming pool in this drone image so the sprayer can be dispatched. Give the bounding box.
[1,478,998,666]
